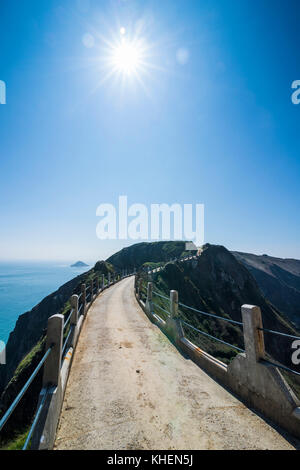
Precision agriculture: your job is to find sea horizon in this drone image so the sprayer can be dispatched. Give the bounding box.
[0,261,91,345]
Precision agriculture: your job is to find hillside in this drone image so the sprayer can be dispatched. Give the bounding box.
[1,241,299,445]
[233,251,300,328]
[0,261,114,442]
[106,241,194,270]
[148,244,299,368]
[0,272,87,394]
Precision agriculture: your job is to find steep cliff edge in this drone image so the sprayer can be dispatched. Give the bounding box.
[0,272,88,394]
[149,244,300,368]
[106,241,193,269]
[0,261,114,443]
[1,242,300,444]
[233,251,300,329]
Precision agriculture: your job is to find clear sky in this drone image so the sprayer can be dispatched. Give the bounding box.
[0,0,300,263]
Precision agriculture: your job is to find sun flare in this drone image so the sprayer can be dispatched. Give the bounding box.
[111,40,141,75]
[91,24,158,95]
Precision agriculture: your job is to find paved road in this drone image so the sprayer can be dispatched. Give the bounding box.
[54,277,296,450]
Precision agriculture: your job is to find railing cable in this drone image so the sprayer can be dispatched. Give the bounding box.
[178,301,243,326]
[181,320,244,353]
[61,326,74,361]
[0,346,53,432]
[260,359,300,377]
[22,387,49,450]
[152,291,169,301]
[63,309,73,331]
[257,327,300,341]
[152,302,171,318]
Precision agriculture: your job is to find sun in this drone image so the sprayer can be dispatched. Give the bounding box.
[89,24,158,94]
[111,40,141,75]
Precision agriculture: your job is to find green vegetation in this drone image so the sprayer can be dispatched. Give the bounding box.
[13,338,45,381]
[282,371,300,399]
[143,261,163,269]
[2,241,300,447]
[0,426,30,450]
[60,300,71,318]
[0,338,46,447]
[0,259,115,449]
[107,240,196,270]
[136,243,300,371]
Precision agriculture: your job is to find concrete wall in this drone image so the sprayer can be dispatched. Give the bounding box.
[31,274,129,450]
[136,285,300,440]
[30,269,300,448]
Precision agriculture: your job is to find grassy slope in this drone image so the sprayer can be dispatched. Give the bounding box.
[0,261,114,449]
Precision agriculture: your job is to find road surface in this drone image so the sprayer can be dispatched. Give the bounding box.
[54,276,297,450]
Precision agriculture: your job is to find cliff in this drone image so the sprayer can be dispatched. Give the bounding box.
[233,251,300,329]
[0,272,89,394]
[148,244,300,368]
[106,241,193,270]
[1,242,300,443]
[0,261,113,442]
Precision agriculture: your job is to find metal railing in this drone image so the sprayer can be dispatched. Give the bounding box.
[261,358,300,377]
[178,301,243,327]
[181,320,244,353]
[153,291,169,301]
[148,254,243,333]
[61,325,74,362]
[153,303,171,319]
[134,276,300,441]
[152,291,171,320]
[151,288,243,351]
[143,253,199,276]
[0,346,53,433]
[63,309,73,331]
[138,279,300,376]
[258,327,300,341]
[22,386,49,450]
[0,268,134,449]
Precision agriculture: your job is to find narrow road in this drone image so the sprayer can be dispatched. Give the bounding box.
[54,277,296,450]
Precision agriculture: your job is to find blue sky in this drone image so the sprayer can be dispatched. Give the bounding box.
[0,0,300,262]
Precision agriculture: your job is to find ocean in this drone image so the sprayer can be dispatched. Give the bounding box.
[0,262,90,345]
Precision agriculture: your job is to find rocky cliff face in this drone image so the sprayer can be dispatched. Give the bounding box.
[0,260,116,395]
[0,272,90,441]
[232,251,300,329]
[151,244,299,368]
[1,242,300,442]
[0,261,113,442]
[106,241,192,270]
[0,271,89,394]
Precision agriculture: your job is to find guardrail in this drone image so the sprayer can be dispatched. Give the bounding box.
[143,253,198,275]
[135,279,300,439]
[0,348,53,442]
[153,290,245,353]
[0,269,134,450]
[144,256,300,376]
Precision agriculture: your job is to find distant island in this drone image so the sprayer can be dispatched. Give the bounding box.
[71,261,89,268]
